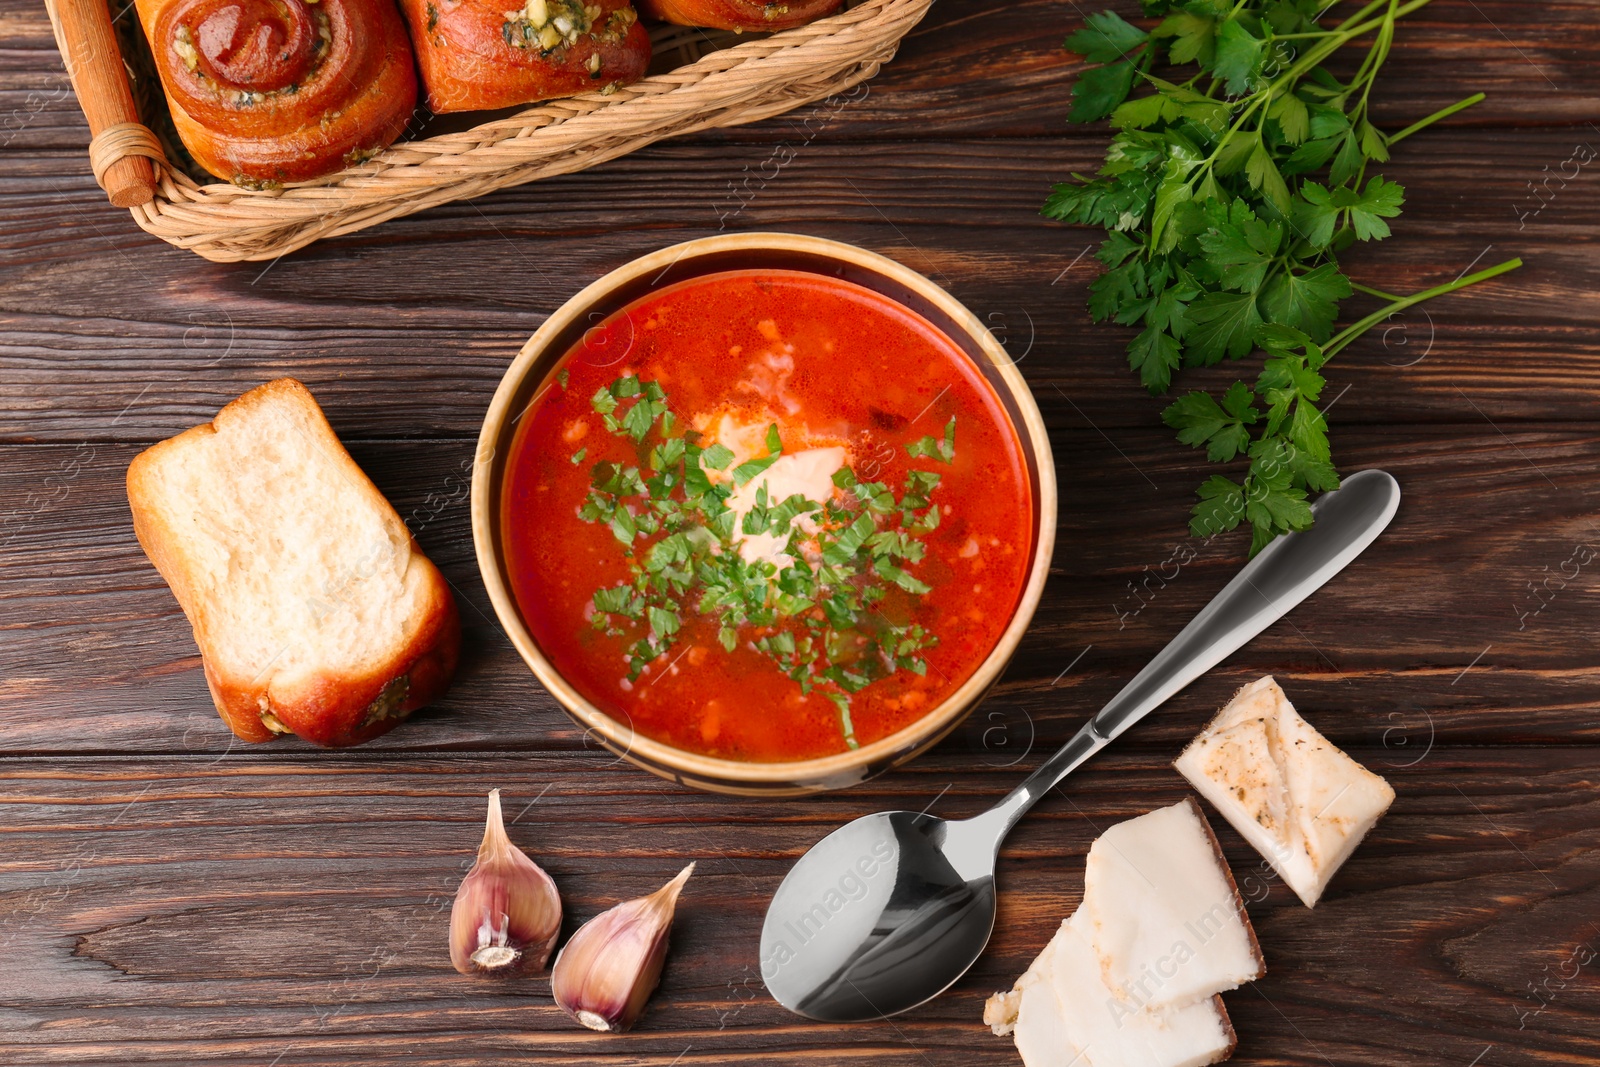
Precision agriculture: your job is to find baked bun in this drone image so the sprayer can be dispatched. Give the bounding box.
[134,0,419,184]
[398,0,650,113]
[634,0,842,32]
[127,379,460,747]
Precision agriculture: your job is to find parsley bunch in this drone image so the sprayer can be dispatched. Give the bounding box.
[575,374,956,749]
[1047,0,1520,553]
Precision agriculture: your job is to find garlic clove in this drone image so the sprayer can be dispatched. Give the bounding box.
[551,862,694,1032]
[449,788,563,976]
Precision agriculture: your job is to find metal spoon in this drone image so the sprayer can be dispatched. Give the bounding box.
[760,468,1400,1021]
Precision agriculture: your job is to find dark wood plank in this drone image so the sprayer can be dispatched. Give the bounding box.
[2,0,1597,154]
[5,424,1600,755]
[2,126,1598,442]
[1,748,1596,1065]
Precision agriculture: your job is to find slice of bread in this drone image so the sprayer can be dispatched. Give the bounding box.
[128,379,460,747]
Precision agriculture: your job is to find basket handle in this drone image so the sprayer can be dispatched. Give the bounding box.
[52,0,159,207]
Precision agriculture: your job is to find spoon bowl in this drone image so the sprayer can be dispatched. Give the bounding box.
[761,469,1402,1021]
[760,811,996,1020]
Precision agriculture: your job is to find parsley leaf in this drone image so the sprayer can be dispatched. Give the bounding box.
[1129,325,1183,392]
[1347,175,1405,241]
[1185,290,1263,365]
[1195,199,1282,292]
[1163,381,1259,463]
[907,416,957,464]
[1064,10,1148,64]
[874,557,933,596]
[731,424,783,485]
[647,605,680,641]
[1069,61,1140,124]
[1190,474,1246,538]
[1044,171,1155,232]
[1152,11,1214,66]
[1259,263,1350,340]
[1269,91,1309,145]
[1211,20,1263,96]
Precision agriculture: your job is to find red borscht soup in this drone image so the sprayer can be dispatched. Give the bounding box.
[502,269,1032,762]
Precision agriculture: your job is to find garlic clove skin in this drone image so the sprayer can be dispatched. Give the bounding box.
[449,788,563,976]
[551,862,694,1032]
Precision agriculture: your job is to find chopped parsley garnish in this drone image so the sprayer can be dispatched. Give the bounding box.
[570,373,955,749]
[731,423,783,485]
[906,416,957,464]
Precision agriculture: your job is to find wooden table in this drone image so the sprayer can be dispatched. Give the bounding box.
[4,1,1599,1063]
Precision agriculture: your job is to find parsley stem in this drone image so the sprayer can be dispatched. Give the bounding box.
[838,702,859,750]
[1325,0,1414,37]
[1323,258,1522,358]
[1347,280,1403,301]
[1289,0,1432,82]
[1327,0,1393,29]
[1388,92,1486,145]
[1333,2,1434,42]
[1352,0,1401,117]
[1197,0,1434,175]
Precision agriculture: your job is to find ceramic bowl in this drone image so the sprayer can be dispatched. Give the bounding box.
[472,232,1055,795]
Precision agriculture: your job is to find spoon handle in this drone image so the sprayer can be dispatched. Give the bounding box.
[974,468,1400,839]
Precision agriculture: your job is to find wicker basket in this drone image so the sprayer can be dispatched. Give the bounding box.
[44,0,931,262]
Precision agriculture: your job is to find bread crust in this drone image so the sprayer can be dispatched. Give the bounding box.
[127,379,460,748]
[635,0,842,31]
[398,0,650,113]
